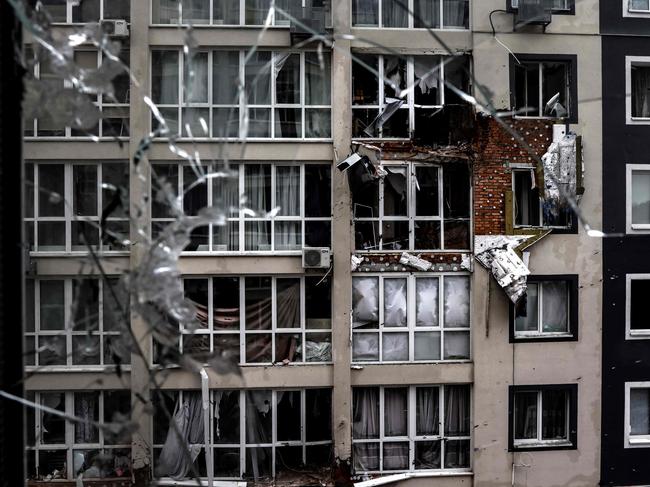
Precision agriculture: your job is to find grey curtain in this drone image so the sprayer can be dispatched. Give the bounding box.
[353,0,378,25]
[442,0,467,28]
[416,387,439,435]
[445,385,469,436]
[414,0,440,28]
[382,0,407,27]
[541,281,568,332]
[353,388,379,438]
[632,66,650,118]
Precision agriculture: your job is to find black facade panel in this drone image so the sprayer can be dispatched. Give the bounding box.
[601,1,650,35]
[602,34,650,486]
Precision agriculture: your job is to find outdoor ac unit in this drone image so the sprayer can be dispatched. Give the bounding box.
[100,19,130,38]
[302,247,331,269]
[514,0,552,29]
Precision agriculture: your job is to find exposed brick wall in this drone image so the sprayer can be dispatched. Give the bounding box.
[472,115,554,235]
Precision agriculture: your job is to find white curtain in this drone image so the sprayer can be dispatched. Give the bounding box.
[442,0,467,27]
[353,0,378,25]
[416,387,439,435]
[156,392,205,479]
[155,51,179,104]
[416,278,439,327]
[353,388,379,438]
[414,57,441,99]
[352,277,379,327]
[382,0,407,27]
[182,0,210,22]
[443,276,469,327]
[244,165,270,250]
[185,52,208,103]
[305,53,331,105]
[413,0,440,27]
[382,333,408,361]
[541,281,568,333]
[384,388,408,436]
[384,279,407,326]
[445,385,469,436]
[633,66,650,118]
[275,166,300,250]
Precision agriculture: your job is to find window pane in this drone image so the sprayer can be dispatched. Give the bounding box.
[414,0,440,28]
[73,335,101,364]
[443,331,469,359]
[245,0,271,24]
[514,170,541,226]
[515,282,539,332]
[352,0,378,26]
[444,439,470,468]
[74,392,99,443]
[152,0,180,23]
[305,108,331,138]
[213,0,240,23]
[305,165,331,217]
[40,280,65,330]
[414,331,441,360]
[102,163,129,218]
[305,53,331,105]
[384,167,408,216]
[73,165,98,216]
[443,163,470,218]
[245,220,271,250]
[41,393,66,443]
[415,166,439,216]
[38,221,65,250]
[39,335,66,365]
[542,281,568,333]
[213,108,240,138]
[353,443,379,471]
[541,390,568,440]
[214,390,240,443]
[306,389,332,441]
[305,276,331,329]
[353,333,379,361]
[38,165,65,216]
[383,442,409,470]
[514,391,538,439]
[72,0,100,22]
[37,0,67,22]
[383,0,407,27]
[213,51,240,104]
[276,54,300,104]
[275,108,301,138]
[73,279,99,330]
[353,388,379,438]
[185,53,209,103]
[213,277,240,331]
[514,63,540,117]
[353,277,379,328]
[444,276,469,327]
[633,171,650,225]
[384,278,407,327]
[104,0,131,20]
[382,332,408,361]
[414,221,441,249]
[384,57,407,99]
[631,279,650,330]
[183,166,208,216]
[244,164,271,214]
[276,166,300,216]
[245,52,271,105]
[277,390,301,441]
[245,277,272,330]
[151,51,179,104]
[415,440,441,469]
[383,388,408,437]
[445,385,470,436]
[542,62,568,117]
[382,220,409,250]
[631,0,650,9]
[416,387,439,435]
[182,0,210,23]
[415,277,438,327]
[631,388,650,436]
[246,390,272,442]
[353,55,379,105]
[277,278,300,328]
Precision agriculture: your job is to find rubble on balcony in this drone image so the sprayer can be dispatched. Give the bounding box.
[474,232,550,303]
[351,252,471,272]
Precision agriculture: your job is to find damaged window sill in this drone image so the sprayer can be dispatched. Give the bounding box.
[512,439,574,451]
[353,470,473,486]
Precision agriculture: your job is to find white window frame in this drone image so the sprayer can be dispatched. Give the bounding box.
[351,385,472,474]
[159,275,332,365]
[511,0,570,11]
[625,56,650,125]
[511,168,572,229]
[625,274,650,339]
[351,0,470,29]
[352,55,468,140]
[150,49,332,141]
[513,60,571,120]
[512,389,572,449]
[150,161,331,254]
[513,279,572,338]
[27,390,131,480]
[624,0,650,17]
[625,382,650,448]
[25,161,130,254]
[24,48,130,139]
[150,0,330,26]
[25,277,128,370]
[33,0,130,24]
[353,161,471,251]
[351,273,471,364]
[153,389,333,480]
[626,164,650,233]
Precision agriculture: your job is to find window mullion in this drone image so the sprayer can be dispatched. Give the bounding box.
[66,280,73,366]
[440,385,445,467]
[538,63,544,117]
[408,276,415,360]
[301,52,306,139]
[379,56,385,137]
[439,166,445,250]
[240,277,246,362]
[271,52,276,138]
[378,0,383,27]
[301,389,307,462]
[301,276,306,363]
[272,390,278,476]
[208,278,214,351]
[271,165,276,251]
[240,390,246,476]
[379,387,385,471]
[65,392,74,479]
[271,277,277,362]
[440,0,445,28]
[537,391,543,442]
[378,277,384,362]
[538,283,544,334]
[408,386,415,467]
[408,58,415,138]
[65,164,72,253]
[440,56,445,105]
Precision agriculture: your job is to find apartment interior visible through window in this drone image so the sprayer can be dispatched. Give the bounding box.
[513,60,570,119]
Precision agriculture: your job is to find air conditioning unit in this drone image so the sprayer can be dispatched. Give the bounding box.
[514,0,552,30]
[100,19,130,38]
[302,247,331,269]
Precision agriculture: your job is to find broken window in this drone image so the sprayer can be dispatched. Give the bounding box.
[24,278,130,367]
[513,58,572,119]
[159,275,332,365]
[352,275,470,362]
[628,165,650,231]
[353,162,470,250]
[26,391,132,481]
[151,162,331,251]
[152,0,330,25]
[627,275,650,338]
[352,0,469,28]
[352,385,470,473]
[153,388,332,480]
[352,54,470,139]
[510,0,571,11]
[511,385,576,450]
[25,162,129,252]
[630,61,650,119]
[152,49,331,138]
[629,0,650,11]
[29,0,131,22]
[514,276,577,339]
[24,47,131,138]
[513,169,571,229]
[626,383,650,447]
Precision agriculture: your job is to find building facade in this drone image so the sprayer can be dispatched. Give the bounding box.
[601,1,650,485]
[22,0,602,485]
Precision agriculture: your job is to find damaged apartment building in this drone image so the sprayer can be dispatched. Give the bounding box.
[20,0,602,486]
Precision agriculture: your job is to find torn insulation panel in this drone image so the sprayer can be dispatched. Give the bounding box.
[541,134,579,211]
[474,234,548,303]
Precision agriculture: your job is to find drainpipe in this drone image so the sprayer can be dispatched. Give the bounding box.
[200,368,214,487]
